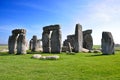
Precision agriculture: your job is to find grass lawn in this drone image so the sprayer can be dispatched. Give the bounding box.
[0,51,120,80]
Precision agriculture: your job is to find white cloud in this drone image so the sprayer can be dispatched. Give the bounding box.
[78,0,120,44]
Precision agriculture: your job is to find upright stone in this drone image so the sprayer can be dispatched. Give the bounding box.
[32,35,38,52]
[74,24,83,52]
[101,32,115,55]
[17,34,26,54]
[8,29,27,54]
[67,42,72,53]
[51,27,62,53]
[8,34,18,54]
[83,30,93,50]
[67,35,75,51]
[42,24,62,53]
[42,30,51,53]
[29,39,33,50]
[37,39,41,49]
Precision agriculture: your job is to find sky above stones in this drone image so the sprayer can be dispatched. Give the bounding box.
[0,0,120,45]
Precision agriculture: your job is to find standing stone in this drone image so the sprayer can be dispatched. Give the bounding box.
[74,24,83,52]
[67,35,75,51]
[8,34,18,54]
[17,34,26,54]
[51,29,62,53]
[42,30,51,53]
[32,35,38,52]
[42,24,62,53]
[83,30,93,50]
[8,29,27,54]
[37,39,41,49]
[67,42,72,53]
[101,32,115,55]
[29,39,33,50]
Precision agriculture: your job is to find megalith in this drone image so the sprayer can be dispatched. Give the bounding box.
[67,35,75,51]
[29,36,42,52]
[42,24,62,53]
[83,29,93,50]
[67,42,72,53]
[74,24,83,52]
[42,30,51,53]
[17,34,26,54]
[8,29,27,54]
[51,28,62,53]
[8,34,18,54]
[101,32,115,55]
[32,35,38,52]
[62,23,83,53]
[29,39,33,50]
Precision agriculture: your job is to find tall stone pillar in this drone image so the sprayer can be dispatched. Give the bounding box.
[74,24,83,53]
[101,32,115,55]
[51,29,62,53]
[32,36,38,52]
[29,39,33,50]
[17,33,26,54]
[8,34,18,54]
[42,31,51,53]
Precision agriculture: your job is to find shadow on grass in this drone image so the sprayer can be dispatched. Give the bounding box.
[0,52,12,56]
[86,53,115,57]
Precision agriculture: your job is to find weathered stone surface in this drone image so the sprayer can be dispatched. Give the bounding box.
[74,24,83,52]
[40,55,60,60]
[67,42,72,53]
[17,34,26,54]
[29,39,33,50]
[82,48,89,53]
[42,24,62,53]
[8,34,18,54]
[37,39,41,49]
[29,36,42,52]
[12,29,26,35]
[43,24,60,31]
[51,29,62,53]
[83,29,93,50]
[63,39,68,47]
[101,32,115,55]
[32,54,42,59]
[42,30,51,53]
[8,29,27,54]
[67,35,75,51]
[31,35,39,52]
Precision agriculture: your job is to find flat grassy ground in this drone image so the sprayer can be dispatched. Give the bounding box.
[0,45,8,51]
[0,51,120,80]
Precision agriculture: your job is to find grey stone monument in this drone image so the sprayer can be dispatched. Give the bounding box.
[42,30,51,53]
[8,29,27,54]
[51,28,61,53]
[74,24,83,52]
[83,29,93,50]
[32,35,38,52]
[17,34,26,54]
[8,34,18,54]
[29,39,33,50]
[42,24,62,53]
[101,32,115,55]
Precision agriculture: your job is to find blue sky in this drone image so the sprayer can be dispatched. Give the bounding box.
[0,0,120,45]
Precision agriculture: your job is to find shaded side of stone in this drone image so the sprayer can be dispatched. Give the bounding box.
[101,32,115,55]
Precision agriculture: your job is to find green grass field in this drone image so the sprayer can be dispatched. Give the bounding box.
[0,51,120,80]
[0,45,120,80]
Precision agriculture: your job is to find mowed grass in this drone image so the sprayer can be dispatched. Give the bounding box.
[0,51,120,80]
